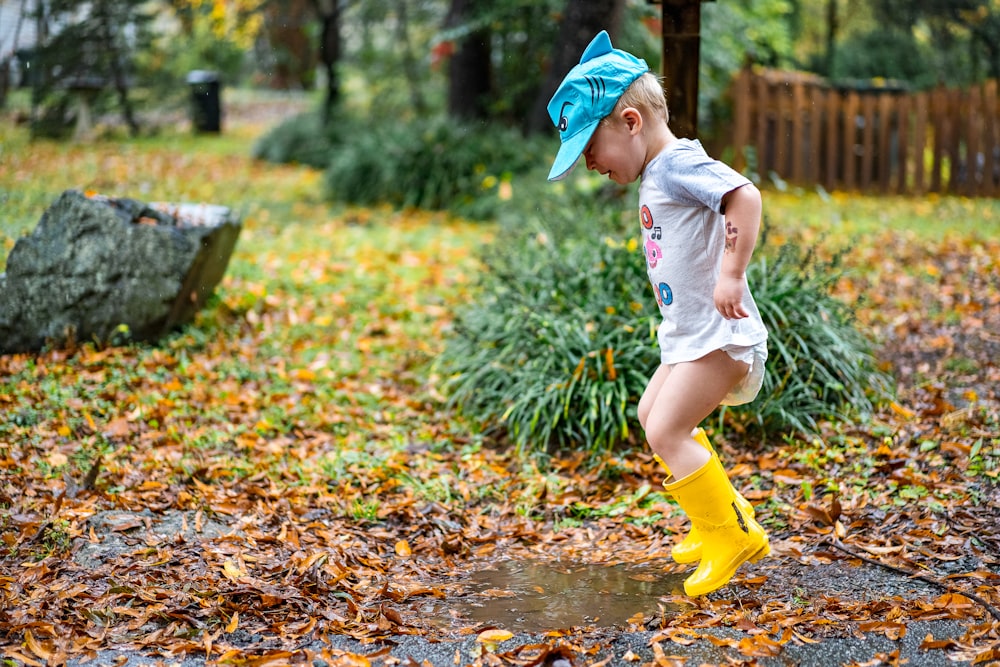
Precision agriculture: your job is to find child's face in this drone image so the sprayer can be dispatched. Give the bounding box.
[582,111,645,185]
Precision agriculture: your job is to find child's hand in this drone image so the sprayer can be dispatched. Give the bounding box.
[714,274,749,320]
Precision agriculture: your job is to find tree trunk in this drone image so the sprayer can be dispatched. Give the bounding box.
[526,0,625,135]
[824,0,837,77]
[311,0,342,125]
[397,0,427,114]
[96,0,139,136]
[263,0,316,90]
[445,0,491,121]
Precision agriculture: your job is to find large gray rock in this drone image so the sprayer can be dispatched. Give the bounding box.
[0,189,241,354]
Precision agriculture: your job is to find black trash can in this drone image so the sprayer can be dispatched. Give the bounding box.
[186,70,221,133]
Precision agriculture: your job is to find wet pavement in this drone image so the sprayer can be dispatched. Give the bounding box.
[60,556,988,666]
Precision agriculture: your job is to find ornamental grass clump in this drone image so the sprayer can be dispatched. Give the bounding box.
[439,187,895,459]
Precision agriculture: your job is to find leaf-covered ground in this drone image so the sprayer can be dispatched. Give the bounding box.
[1,103,999,666]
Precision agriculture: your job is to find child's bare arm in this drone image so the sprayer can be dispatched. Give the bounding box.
[715,183,762,320]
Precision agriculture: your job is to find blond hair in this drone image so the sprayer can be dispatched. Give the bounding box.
[605,72,669,125]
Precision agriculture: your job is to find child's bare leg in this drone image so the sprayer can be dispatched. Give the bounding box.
[637,363,671,431]
[642,350,749,481]
[639,365,710,442]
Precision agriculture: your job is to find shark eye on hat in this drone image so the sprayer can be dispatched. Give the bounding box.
[558,102,572,132]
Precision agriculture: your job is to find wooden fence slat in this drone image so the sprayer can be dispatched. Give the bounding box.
[791,81,806,182]
[860,94,876,190]
[755,74,769,175]
[968,85,982,196]
[809,85,824,184]
[878,93,894,194]
[985,80,998,196]
[931,87,945,193]
[843,91,859,191]
[914,90,928,195]
[896,93,910,194]
[948,90,960,193]
[825,87,839,191]
[775,82,790,177]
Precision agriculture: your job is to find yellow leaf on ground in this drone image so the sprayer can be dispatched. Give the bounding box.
[24,630,52,661]
[476,629,513,643]
[222,558,246,581]
[394,540,412,557]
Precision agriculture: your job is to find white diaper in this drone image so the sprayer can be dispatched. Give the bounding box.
[720,340,768,406]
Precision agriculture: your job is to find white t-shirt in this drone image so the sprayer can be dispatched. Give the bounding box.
[638,139,768,365]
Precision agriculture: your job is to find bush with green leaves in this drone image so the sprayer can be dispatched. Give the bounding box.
[323,116,548,219]
[438,183,894,458]
[251,111,337,169]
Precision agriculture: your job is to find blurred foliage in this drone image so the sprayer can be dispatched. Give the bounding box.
[250,110,333,168]
[323,115,550,219]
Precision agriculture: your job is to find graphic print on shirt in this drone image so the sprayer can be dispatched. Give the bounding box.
[640,204,671,307]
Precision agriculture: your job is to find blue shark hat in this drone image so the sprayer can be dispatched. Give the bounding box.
[546,30,649,181]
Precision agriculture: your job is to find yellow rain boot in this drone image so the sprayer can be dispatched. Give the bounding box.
[664,454,770,596]
[653,429,757,565]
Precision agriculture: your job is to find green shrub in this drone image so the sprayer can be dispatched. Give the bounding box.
[251,111,335,169]
[323,116,547,219]
[438,186,895,458]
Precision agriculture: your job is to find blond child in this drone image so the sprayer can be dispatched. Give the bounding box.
[546,31,770,596]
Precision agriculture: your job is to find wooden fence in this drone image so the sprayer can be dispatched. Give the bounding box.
[730,66,1000,196]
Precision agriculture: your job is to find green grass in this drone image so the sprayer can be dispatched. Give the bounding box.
[764,188,1000,242]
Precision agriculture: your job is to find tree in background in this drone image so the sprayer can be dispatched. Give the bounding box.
[310,0,343,124]
[443,0,491,121]
[29,0,155,137]
[526,0,626,134]
[787,0,1000,88]
[260,0,316,90]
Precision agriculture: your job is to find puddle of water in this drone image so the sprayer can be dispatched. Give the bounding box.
[419,560,687,632]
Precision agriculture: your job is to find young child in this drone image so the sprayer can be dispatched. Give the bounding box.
[546,31,770,596]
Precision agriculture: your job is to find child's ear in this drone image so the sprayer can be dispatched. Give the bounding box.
[621,107,643,134]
